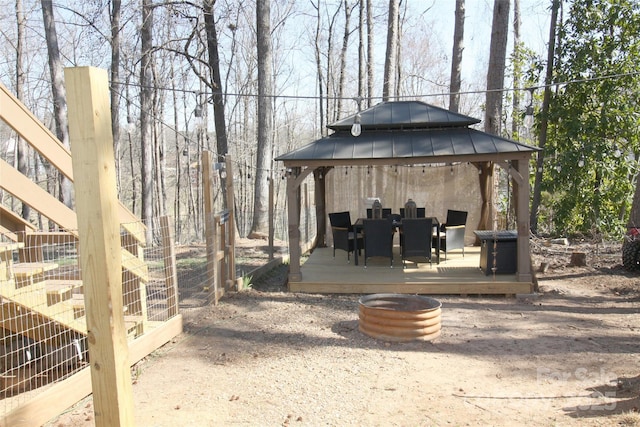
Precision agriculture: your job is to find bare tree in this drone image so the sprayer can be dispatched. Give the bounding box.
[358,0,365,102]
[250,0,273,237]
[110,0,122,181]
[311,1,326,135]
[510,0,521,137]
[484,0,510,136]
[480,0,510,232]
[16,0,30,219]
[203,0,230,187]
[335,0,354,119]
[140,0,154,241]
[366,0,374,107]
[530,0,559,234]
[41,0,73,209]
[449,0,465,113]
[382,0,399,101]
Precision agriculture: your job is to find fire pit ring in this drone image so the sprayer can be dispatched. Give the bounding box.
[358,293,442,342]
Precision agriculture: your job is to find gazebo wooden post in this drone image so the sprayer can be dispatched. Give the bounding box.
[285,167,316,283]
[314,167,327,248]
[513,159,533,284]
[286,167,302,282]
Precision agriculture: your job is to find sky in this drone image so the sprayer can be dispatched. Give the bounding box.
[414,0,552,91]
[282,1,553,109]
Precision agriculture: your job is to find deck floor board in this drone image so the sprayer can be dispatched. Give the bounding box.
[290,246,532,295]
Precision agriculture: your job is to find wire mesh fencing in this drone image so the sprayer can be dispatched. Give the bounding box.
[0,217,180,414]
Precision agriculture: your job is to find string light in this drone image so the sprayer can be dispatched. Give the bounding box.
[351,113,362,137]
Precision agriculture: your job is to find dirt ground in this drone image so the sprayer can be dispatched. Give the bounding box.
[48,239,640,427]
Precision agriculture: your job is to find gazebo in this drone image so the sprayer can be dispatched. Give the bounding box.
[276,100,540,290]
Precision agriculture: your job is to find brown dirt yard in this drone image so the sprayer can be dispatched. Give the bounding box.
[48,239,640,427]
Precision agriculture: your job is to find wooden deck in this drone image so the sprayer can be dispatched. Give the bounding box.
[289,246,533,295]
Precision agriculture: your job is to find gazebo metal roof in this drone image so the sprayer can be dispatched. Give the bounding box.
[276,101,540,164]
[276,128,538,162]
[327,100,480,130]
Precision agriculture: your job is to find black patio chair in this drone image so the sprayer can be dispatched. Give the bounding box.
[399,207,426,218]
[328,211,362,262]
[362,218,394,267]
[366,208,392,219]
[400,218,433,268]
[433,209,468,260]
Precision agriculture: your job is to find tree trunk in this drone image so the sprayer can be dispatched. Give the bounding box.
[140,0,154,241]
[510,0,521,137]
[203,0,230,197]
[382,0,399,101]
[358,0,365,103]
[110,0,122,189]
[530,0,559,234]
[325,5,341,123]
[484,0,510,136]
[481,0,510,231]
[366,0,374,108]
[449,0,465,113]
[251,0,273,237]
[629,166,640,228]
[336,0,352,119]
[41,0,73,209]
[312,1,325,136]
[16,0,30,219]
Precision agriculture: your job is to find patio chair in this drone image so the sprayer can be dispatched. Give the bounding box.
[329,211,362,262]
[400,218,433,268]
[399,207,426,218]
[433,209,468,260]
[362,218,394,267]
[366,208,392,219]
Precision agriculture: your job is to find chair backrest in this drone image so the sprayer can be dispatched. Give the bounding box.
[366,208,392,219]
[363,218,393,257]
[445,209,468,226]
[401,218,433,256]
[400,207,426,218]
[329,211,352,229]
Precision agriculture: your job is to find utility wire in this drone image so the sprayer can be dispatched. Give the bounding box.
[115,70,640,102]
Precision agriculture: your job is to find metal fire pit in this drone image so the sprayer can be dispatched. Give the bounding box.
[358,293,441,342]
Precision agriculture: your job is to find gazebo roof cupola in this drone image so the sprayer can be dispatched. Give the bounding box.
[327,100,480,132]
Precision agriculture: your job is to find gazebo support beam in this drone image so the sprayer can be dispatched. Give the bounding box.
[512,159,532,284]
[286,166,314,283]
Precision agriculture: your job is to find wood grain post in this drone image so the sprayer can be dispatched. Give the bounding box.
[202,151,216,302]
[160,215,179,317]
[224,154,236,287]
[268,177,274,260]
[64,66,135,426]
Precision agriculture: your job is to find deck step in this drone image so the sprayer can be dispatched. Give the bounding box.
[121,249,149,283]
[45,280,83,306]
[13,262,59,288]
[0,299,87,345]
[69,295,142,338]
[124,315,144,338]
[69,294,85,319]
[69,294,129,320]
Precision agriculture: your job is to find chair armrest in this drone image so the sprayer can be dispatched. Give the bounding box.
[444,225,465,230]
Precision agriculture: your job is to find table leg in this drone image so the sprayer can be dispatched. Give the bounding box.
[436,228,440,264]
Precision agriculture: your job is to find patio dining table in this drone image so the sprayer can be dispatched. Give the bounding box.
[352,217,440,266]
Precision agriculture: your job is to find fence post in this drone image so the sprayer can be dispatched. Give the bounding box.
[202,151,217,303]
[65,66,135,426]
[224,155,236,288]
[160,215,179,317]
[268,177,274,260]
